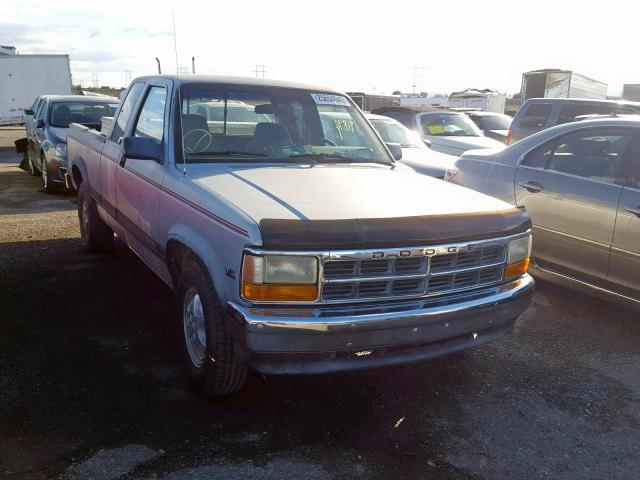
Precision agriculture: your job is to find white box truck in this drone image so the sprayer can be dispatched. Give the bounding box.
[521,69,607,102]
[0,53,73,125]
[448,89,506,113]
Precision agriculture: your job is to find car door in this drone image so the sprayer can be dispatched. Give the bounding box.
[31,99,48,161]
[608,132,640,297]
[100,82,146,234]
[115,81,171,267]
[515,127,633,284]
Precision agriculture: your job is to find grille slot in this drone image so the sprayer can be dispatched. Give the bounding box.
[321,239,512,302]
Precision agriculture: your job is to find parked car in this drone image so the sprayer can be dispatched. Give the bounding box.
[365,113,458,178]
[67,74,534,396]
[466,111,512,143]
[450,117,640,308]
[26,95,118,192]
[372,107,504,156]
[508,98,640,144]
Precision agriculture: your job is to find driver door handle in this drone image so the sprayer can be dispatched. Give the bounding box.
[518,180,544,193]
[624,205,640,218]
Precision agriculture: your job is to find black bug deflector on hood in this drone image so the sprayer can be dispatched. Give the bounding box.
[259,207,531,250]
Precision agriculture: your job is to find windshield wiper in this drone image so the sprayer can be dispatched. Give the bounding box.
[187,150,268,157]
[289,153,394,167]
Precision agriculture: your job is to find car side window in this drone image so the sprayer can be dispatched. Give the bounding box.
[620,134,640,189]
[519,104,552,128]
[36,101,47,121]
[134,86,167,141]
[523,129,633,183]
[557,104,609,124]
[377,111,414,129]
[111,82,145,142]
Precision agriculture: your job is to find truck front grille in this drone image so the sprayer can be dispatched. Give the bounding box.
[321,241,507,302]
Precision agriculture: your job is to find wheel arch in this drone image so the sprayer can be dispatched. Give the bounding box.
[165,227,229,302]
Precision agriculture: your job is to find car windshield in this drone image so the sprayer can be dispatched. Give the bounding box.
[474,114,512,131]
[179,86,391,164]
[49,101,118,128]
[370,119,425,148]
[419,112,482,137]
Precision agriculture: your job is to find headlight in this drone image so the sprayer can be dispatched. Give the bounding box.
[505,235,531,278]
[55,143,67,157]
[241,253,318,302]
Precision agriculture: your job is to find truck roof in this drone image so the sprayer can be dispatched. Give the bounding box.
[133,74,342,93]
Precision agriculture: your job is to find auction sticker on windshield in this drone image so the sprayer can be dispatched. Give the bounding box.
[311,94,351,107]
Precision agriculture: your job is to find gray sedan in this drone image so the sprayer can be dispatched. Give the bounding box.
[450,117,640,307]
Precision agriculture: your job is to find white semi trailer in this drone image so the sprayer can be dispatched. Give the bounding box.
[0,53,73,125]
[521,69,607,102]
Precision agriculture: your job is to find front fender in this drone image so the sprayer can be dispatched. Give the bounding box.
[166,226,230,303]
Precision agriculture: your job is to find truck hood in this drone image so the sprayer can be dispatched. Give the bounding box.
[191,163,512,222]
[191,163,529,248]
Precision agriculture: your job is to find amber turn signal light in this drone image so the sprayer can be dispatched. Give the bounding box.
[242,282,318,302]
[505,258,530,279]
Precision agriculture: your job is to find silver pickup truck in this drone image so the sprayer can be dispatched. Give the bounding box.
[67,75,534,396]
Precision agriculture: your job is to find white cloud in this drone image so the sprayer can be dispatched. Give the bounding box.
[2,0,639,95]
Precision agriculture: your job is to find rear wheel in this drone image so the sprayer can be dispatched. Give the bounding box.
[177,259,247,396]
[77,182,113,252]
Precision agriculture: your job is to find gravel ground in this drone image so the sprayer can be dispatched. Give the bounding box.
[0,127,639,480]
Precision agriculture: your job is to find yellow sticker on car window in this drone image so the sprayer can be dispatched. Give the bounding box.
[426,124,444,135]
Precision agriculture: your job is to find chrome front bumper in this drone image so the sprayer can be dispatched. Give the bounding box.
[227,274,534,374]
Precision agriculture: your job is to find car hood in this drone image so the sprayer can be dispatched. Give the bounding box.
[399,147,458,176]
[428,135,504,153]
[191,163,514,223]
[48,127,69,144]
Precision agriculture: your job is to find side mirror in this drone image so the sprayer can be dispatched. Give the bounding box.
[25,109,35,116]
[386,142,403,161]
[36,119,45,129]
[423,138,432,148]
[122,136,163,162]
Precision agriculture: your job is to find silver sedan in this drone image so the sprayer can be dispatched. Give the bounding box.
[450,117,640,307]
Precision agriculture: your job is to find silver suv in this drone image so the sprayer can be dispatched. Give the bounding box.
[508,98,640,144]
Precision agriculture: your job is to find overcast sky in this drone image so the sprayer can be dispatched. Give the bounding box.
[2,0,638,96]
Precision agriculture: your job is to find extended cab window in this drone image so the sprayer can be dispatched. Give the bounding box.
[520,103,552,128]
[134,87,167,140]
[111,82,145,141]
[522,128,633,183]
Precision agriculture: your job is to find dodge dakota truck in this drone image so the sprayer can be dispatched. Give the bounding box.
[67,75,534,396]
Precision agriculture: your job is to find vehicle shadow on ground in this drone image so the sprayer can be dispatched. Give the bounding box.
[0,236,479,478]
[2,237,640,479]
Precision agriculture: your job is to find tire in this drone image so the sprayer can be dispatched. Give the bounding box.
[41,154,58,194]
[177,259,247,396]
[77,182,114,252]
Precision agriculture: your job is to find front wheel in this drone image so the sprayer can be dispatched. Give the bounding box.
[177,259,247,396]
[41,155,58,193]
[77,182,113,252]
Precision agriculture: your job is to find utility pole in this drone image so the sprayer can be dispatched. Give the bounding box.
[124,70,132,85]
[254,64,266,78]
[412,64,429,95]
[91,73,99,88]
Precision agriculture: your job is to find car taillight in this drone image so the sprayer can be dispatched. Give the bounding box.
[505,128,512,145]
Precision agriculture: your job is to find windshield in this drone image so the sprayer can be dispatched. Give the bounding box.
[179,86,391,164]
[419,112,482,137]
[370,119,425,148]
[473,114,512,131]
[49,101,118,128]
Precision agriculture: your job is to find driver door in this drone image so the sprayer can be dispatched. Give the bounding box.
[115,80,171,268]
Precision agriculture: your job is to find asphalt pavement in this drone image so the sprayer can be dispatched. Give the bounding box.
[0,127,639,480]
